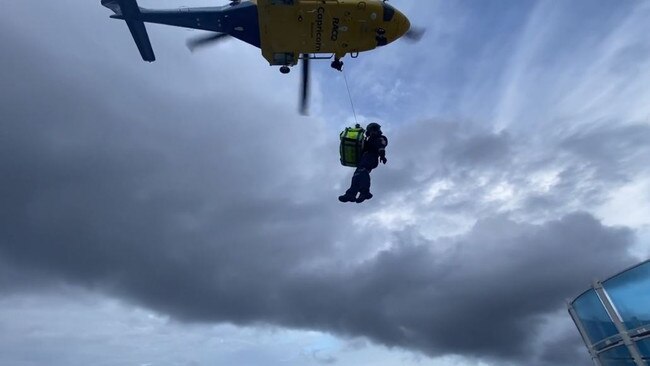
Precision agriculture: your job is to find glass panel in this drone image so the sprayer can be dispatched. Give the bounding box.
[382,3,395,22]
[573,289,619,343]
[600,359,638,366]
[604,261,650,330]
[598,345,636,365]
[636,337,650,358]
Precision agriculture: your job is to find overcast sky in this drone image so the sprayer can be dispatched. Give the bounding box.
[1,0,650,365]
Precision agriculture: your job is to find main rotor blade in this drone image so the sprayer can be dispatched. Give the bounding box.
[186,33,231,52]
[404,27,426,42]
[300,54,310,116]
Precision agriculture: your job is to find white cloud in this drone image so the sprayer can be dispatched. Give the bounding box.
[596,176,650,228]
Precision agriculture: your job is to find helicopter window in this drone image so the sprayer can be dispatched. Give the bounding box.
[382,3,395,22]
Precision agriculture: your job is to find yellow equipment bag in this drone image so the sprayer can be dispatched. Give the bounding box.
[340,125,365,167]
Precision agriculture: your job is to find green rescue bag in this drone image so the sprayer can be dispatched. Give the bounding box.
[340,125,365,167]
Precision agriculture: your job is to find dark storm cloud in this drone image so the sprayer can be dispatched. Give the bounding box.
[537,327,594,366]
[333,214,634,362]
[0,259,55,292]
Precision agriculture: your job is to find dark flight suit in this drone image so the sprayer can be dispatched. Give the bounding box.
[343,133,388,201]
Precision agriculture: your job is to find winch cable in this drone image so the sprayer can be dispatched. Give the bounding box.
[342,69,359,125]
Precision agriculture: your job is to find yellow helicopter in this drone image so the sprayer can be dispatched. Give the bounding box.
[102,0,423,113]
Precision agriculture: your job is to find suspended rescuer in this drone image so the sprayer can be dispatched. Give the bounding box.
[338,123,388,203]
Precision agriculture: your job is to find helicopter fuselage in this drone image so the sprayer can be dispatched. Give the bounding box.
[256,0,410,66]
[102,0,410,67]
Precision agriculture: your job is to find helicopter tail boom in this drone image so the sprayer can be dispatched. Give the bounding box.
[102,0,155,62]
